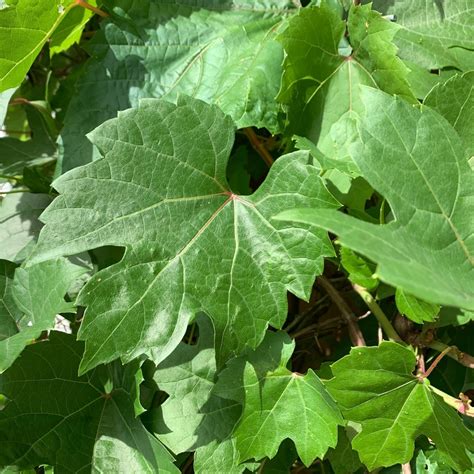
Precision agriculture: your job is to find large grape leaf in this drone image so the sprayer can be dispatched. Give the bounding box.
[0,192,52,262]
[326,342,474,471]
[425,72,474,158]
[277,3,414,152]
[0,0,92,92]
[31,96,339,373]
[59,0,296,172]
[276,87,474,310]
[0,257,87,373]
[0,332,178,473]
[369,0,474,69]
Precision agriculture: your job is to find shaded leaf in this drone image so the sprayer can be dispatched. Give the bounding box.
[0,332,178,473]
[0,257,87,373]
[395,288,440,324]
[59,0,296,171]
[0,192,52,262]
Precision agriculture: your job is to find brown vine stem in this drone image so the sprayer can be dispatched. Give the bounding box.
[401,463,412,474]
[421,345,452,379]
[317,276,366,346]
[428,340,474,369]
[243,128,274,167]
[353,284,403,343]
[75,0,109,18]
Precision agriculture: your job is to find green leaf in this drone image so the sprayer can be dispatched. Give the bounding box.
[233,340,343,466]
[327,342,474,471]
[152,315,240,454]
[425,72,474,158]
[31,96,338,373]
[370,0,474,69]
[275,87,474,311]
[0,257,87,373]
[277,4,414,153]
[0,260,20,343]
[0,1,82,92]
[59,0,296,171]
[49,0,96,56]
[326,426,362,474]
[340,246,378,290]
[0,193,52,262]
[0,332,178,473]
[0,103,57,178]
[0,88,15,128]
[395,288,440,324]
[415,448,453,474]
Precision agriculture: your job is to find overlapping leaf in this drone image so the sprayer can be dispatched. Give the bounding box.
[0,257,87,372]
[59,0,296,171]
[0,332,178,473]
[370,0,474,69]
[425,72,474,158]
[327,342,474,471]
[0,0,93,92]
[0,192,52,262]
[277,3,414,155]
[31,96,338,373]
[277,87,474,310]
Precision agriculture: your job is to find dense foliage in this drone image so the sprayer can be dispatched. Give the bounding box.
[0,0,473,472]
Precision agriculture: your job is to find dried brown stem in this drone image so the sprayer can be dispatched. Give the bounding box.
[317,276,366,346]
[243,127,274,167]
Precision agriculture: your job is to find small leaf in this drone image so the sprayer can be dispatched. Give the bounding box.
[327,342,474,471]
[395,288,440,324]
[340,246,378,290]
[233,339,343,466]
[0,193,52,262]
[0,332,178,473]
[0,257,87,372]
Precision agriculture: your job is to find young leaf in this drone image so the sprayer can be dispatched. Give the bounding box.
[0,193,52,262]
[31,96,339,373]
[0,257,87,372]
[0,332,178,473]
[59,0,296,171]
[276,87,474,311]
[0,0,89,91]
[326,342,474,471]
[425,72,474,157]
[395,288,440,324]
[277,4,414,153]
[233,361,343,466]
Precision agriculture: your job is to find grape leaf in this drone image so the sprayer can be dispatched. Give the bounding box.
[276,87,474,311]
[370,0,474,69]
[277,3,414,152]
[31,96,338,373]
[0,0,88,92]
[395,288,440,324]
[326,426,362,474]
[0,88,15,128]
[0,257,87,372]
[326,342,474,471]
[0,192,52,262]
[0,104,57,177]
[425,72,474,158]
[0,332,178,473]
[234,359,343,466]
[0,260,19,342]
[59,0,296,171]
[152,315,240,454]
